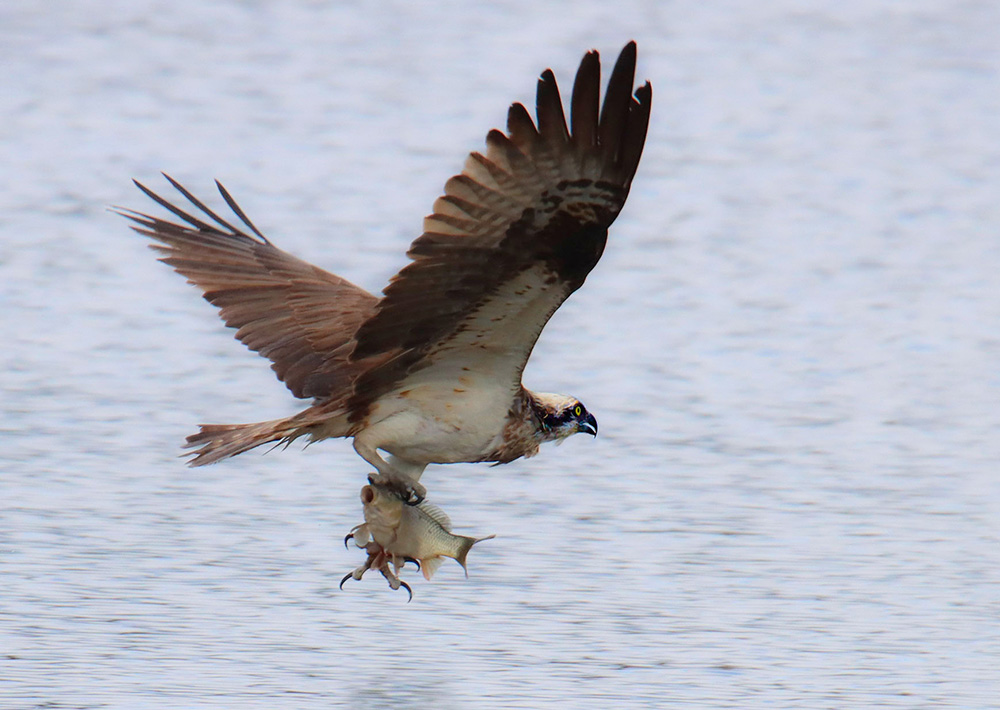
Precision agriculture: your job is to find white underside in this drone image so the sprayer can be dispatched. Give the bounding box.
[356,376,511,467]
[352,265,567,477]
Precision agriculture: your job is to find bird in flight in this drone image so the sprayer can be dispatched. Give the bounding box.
[118,42,651,504]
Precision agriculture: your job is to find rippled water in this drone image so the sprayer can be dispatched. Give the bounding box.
[3,1,999,708]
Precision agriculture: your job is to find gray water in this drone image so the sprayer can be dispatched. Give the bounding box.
[2,1,999,708]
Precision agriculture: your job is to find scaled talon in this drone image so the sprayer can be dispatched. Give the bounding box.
[340,539,413,600]
[397,579,413,603]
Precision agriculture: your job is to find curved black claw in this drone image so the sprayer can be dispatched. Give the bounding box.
[343,532,354,549]
[339,572,354,591]
[402,557,421,572]
[405,489,425,507]
[397,579,413,603]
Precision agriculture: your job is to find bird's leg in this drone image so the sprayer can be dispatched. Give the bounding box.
[353,441,427,505]
[385,455,429,504]
[386,455,427,482]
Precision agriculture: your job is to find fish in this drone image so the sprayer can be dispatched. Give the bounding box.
[341,479,494,599]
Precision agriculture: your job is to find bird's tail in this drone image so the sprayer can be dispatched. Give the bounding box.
[184,417,305,466]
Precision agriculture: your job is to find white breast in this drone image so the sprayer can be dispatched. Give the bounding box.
[362,372,512,464]
[359,264,565,465]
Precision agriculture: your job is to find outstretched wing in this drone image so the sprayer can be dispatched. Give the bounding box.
[116,176,378,400]
[348,42,651,418]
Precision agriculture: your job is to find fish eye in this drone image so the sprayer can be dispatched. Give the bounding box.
[573,404,583,417]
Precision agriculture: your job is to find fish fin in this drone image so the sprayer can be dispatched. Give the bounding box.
[416,501,453,531]
[421,556,445,581]
[455,534,496,578]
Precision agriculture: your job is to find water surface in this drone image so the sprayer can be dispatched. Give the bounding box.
[2,1,999,707]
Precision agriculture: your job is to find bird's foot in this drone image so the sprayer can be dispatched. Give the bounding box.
[340,542,413,602]
[380,565,413,602]
[367,471,427,506]
[344,523,370,549]
[340,547,376,589]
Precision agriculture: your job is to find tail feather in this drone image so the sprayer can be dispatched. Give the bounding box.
[184,418,304,466]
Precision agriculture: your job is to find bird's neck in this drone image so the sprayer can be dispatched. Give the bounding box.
[521,388,560,443]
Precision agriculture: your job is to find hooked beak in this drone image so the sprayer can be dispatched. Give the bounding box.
[578,412,598,437]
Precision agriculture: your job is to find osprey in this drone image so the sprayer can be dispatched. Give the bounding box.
[119,42,651,503]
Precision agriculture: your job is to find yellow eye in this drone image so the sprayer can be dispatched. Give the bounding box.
[574,405,583,417]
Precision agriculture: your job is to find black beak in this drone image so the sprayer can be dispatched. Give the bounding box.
[579,412,598,437]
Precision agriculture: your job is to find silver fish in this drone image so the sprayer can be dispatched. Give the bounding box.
[342,480,494,599]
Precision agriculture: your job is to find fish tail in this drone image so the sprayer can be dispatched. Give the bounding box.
[454,534,496,578]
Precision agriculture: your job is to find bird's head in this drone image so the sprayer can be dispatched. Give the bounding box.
[530,392,598,443]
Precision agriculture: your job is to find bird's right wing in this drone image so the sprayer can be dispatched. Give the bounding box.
[117,176,378,400]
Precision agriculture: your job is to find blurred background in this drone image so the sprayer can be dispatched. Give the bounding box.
[2,1,998,707]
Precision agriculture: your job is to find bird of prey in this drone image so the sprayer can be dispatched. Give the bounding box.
[118,42,651,503]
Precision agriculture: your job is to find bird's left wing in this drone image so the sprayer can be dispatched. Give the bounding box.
[348,42,651,418]
[116,176,378,400]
